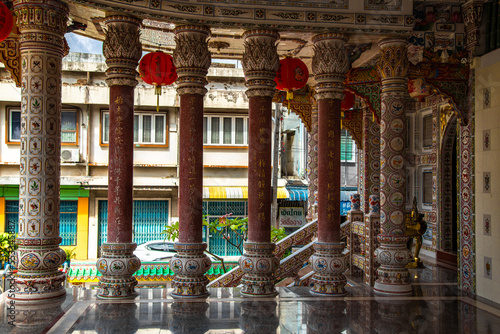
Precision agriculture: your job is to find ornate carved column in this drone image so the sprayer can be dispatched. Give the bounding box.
[169,25,212,298]
[309,33,349,296]
[239,30,280,297]
[307,102,319,221]
[10,0,68,302]
[96,15,142,299]
[373,39,412,295]
[361,108,380,214]
[457,0,484,294]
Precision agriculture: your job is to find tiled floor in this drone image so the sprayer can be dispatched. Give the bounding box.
[1,261,500,333]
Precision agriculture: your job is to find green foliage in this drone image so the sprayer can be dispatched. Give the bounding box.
[161,221,179,242]
[64,247,77,260]
[0,233,17,264]
[271,226,287,243]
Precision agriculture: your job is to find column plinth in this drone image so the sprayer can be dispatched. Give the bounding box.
[241,29,280,297]
[169,25,212,298]
[97,15,142,299]
[11,0,68,303]
[373,38,412,295]
[309,33,349,296]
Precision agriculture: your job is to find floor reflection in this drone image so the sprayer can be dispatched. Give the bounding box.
[1,263,500,333]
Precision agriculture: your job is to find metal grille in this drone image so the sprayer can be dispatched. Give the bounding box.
[5,200,77,246]
[98,200,169,246]
[6,200,19,234]
[60,201,77,245]
[205,201,247,256]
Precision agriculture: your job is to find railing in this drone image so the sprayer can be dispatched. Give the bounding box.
[207,218,318,287]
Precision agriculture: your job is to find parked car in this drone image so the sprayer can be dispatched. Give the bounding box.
[134,240,218,262]
[134,240,177,262]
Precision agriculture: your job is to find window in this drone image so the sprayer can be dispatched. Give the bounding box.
[422,114,433,149]
[6,200,77,246]
[422,170,433,205]
[6,108,78,144]
[203,115,248,146]
[61,111,78,144]
[341,129,355,162]
[101,111,167,146]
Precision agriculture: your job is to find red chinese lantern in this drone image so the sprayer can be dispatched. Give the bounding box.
[341,90,355,111]
[139,51,177,111]
[0,1,13,42]
[275,57,309,106]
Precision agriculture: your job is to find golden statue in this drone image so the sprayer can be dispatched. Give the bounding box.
[405,197,427,268]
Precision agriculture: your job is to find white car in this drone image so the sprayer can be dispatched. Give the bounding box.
[134,240,219,262]
[134,240,177,262]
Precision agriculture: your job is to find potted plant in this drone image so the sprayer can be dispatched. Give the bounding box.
[64,247,77,267]
[0,233,17,269]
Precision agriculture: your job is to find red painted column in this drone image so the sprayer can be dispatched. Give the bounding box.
[169,25,212,298]
[107,85,134,244]
[178,94,204,244]
[317,98,342,243]
[247,96,273,242]
[309,33,349,296]
[97,15,142,299]
[239,29,280,297]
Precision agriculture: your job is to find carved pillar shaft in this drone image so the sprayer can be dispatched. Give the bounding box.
[11,0,68,302]
[97,15,142,299]
[169,25,212,298]
[374,38,412,295]
[307,103,318,220]
[361,108,380,214]
[239,29,280,297]
[309,33,349,296]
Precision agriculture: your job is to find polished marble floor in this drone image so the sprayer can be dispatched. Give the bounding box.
[1,261,500,333]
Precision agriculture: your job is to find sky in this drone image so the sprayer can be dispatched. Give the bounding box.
[65,32,241,67]
[66,33,103,54]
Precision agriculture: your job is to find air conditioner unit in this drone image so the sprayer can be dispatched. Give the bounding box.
[61,148,80,163]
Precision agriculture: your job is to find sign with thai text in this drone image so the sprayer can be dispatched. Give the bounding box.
[279,207,305,227]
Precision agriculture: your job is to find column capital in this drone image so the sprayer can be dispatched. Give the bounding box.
[13,0,68,52]
[173,25,211,96]
[376,39,409,82]
[312,33,349,100]
[242,29,280,98]
[103,15,142,87]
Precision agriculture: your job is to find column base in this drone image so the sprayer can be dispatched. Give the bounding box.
[96,243,141,299]
[170,243,211,298]
[239,242,279,297]
[373,235,412,296]
[309,242,348,296]
[11,272,66,303]
[9,246,67,303]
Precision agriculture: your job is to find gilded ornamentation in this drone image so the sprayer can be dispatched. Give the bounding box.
[0,37,21,87]
[376,39,409,83]
[342,109,363,148]
[103,15,142,87]
[241,29,280,82]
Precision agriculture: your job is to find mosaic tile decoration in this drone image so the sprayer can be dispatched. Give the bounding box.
[483,129,490,151]
[483,172,491,193]
[483,87,490,109]
[484,257,492,279]
[483,214,491,236]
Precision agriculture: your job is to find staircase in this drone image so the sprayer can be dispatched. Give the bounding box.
[207,218,352,288]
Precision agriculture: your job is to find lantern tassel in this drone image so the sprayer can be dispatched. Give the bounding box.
[155,85,162,112]
[341,111,344,129]
[286,90,293,114]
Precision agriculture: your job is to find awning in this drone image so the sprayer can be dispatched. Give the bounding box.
[203,186,288,199]
[286,186,308,201]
